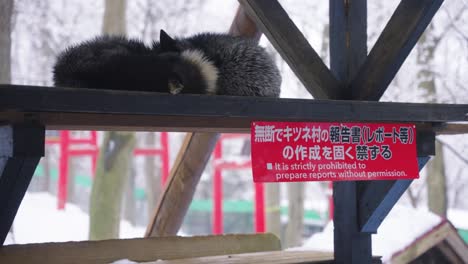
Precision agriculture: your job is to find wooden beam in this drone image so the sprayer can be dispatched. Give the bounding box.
[329,0,372,263]
[329,0,367,89]
[358,157,431,233]
[145,5,261,237]
[0,123,44,245]
[433,123,468,135]
[1,85,467,133]
[145,133,219,236]
[350,0,444,100]
[240,0,341,99]
[127,251,382,264]
[0,234,281,264]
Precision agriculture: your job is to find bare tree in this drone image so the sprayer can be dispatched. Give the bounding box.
[284,182,304,247]
[89,0,137,240]
[0,0,14,84]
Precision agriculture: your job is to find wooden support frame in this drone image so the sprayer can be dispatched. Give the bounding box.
[1,85,467,133]
[240,0,341,99]
[358,156,431,233]
[0,123,44,245]
[350,0,445,100]
[329,1,372,262]
[0,1,462,264]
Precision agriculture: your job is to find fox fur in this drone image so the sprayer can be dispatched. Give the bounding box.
[53,30,281,97]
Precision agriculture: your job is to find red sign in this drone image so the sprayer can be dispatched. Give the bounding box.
[250,121,419,182]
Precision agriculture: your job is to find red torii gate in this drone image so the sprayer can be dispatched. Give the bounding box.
[46,131,265,233]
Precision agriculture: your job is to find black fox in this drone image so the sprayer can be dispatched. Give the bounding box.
[53,30,281,97]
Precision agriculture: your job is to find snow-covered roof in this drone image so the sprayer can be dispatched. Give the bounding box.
[289,205,445,263]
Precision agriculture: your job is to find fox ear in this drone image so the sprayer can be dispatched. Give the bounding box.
[160,29,180,52]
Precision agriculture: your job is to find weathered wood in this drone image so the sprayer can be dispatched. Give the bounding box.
[329,0,371,263]
[1,85,467,133]
[358,157,431,233]
[240,0,341,99]
[390,221,468,263]
[350,0,444,100]
[0,234,281,264]
[145,133,219,236]
[137,251,382,264]
[0,123,44,245]
[145,5,261,237]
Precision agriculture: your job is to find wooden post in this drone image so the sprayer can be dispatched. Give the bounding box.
[329,1,371,263]
[0,123,45,245]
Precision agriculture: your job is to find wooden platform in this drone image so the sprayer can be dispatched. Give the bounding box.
[0,84,467,133]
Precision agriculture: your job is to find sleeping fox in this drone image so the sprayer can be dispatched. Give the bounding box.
[53,29,281,97]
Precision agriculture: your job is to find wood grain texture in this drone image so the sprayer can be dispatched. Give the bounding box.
[240,0,341,99]
[145,132,219,236]
[137,251,382,264]
[0,234,281,264]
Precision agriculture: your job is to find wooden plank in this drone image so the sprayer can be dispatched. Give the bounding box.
[433,123,468,135]
[240,0,341,99]
[145,5,261,237]
[329,0,372,263]
[0,123,44,245]
[137,251,382,264]
[145,132,219,236]
[1,85,467,132]
[359,157,431,233]
[0,234,281,264]
[350,0,444,100]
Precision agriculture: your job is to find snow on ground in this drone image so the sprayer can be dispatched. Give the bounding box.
[448,208,468,230]
[289,205,443,263]
[5,192,146,245]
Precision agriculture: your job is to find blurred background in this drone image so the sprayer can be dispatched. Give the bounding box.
[1,0,467,261]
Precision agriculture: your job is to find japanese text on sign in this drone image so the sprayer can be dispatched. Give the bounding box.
[250,122,419,182]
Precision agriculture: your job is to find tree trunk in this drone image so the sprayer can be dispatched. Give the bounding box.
[89,131,135,240]
[285,182,304,248]
[102,0,127,35]
[0,0,13,84]
[89,0,134,240]
[416,25,448,217]
[427,140,447,216]
[265,183,282,242]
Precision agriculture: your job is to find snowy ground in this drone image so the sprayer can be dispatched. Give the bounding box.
[289,205,445,263]
[5,191,466,263]
[4,192,146,245]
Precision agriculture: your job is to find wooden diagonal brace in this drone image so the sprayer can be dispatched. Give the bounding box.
[145,5,261,237]
[358,156,431,233]
[240,0,341,99]
[350,0,444,100]
[0,123,44,245]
